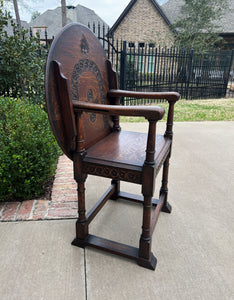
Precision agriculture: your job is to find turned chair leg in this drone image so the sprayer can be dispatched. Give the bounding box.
[75,178,89,241]
[160,155,172,213]
[110,179,120,200]
[138,195,157,270]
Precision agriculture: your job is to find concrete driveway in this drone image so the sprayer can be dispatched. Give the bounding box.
[0,122,233,300]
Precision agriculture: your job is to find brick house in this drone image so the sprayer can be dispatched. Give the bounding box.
[109,0,234,50]
[108,0,174,46]
[5,4,108,43]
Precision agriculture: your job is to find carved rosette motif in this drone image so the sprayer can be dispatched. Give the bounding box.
[82,164,142,184]
[71,59,108,128]
[72,59,105,102]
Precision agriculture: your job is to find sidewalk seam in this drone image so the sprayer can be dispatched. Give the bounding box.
[84,249,88,300]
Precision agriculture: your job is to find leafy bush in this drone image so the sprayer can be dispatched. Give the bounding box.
[0,2,46,106]
[0,97,61,201]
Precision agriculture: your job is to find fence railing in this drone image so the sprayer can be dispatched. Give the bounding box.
[21,23,234,103]
[103,39,234,103]
[226,70,234,97]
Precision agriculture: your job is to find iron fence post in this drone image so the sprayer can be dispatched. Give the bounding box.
[120,40,127,105]
[185,49,194,100]
[226,49,234,97]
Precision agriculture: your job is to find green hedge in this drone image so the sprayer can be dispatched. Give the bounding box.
[0,3,46,106]
[0,97,61,201]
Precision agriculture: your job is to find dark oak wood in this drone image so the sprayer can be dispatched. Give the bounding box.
[73,100,165,121]
[108,89,180,102]
[45,22,113,152]
[111,191,160,206]
[72,234,156,270]
[45,23,180,271]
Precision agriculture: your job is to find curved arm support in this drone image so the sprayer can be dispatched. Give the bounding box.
[108,89,180,102]
[72,101,165,121]
[107,89,180,138]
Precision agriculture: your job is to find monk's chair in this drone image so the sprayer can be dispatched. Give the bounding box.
[45,23,180,270]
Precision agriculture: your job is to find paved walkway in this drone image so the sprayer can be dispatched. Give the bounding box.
[0,122,234,300]
[0,155,77,222]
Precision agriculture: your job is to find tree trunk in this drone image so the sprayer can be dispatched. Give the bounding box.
[61,0,67,27]
[13,0,21,33]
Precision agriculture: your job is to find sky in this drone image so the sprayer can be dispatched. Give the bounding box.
[5,0,167,27]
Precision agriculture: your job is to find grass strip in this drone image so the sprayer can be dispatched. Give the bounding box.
[120,98,234,122]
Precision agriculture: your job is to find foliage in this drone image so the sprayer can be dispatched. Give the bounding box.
[172,0,229,52]
[0,97,61,201]
[31,10,40,21]
[0,1,10,31]
[0,2,47,106]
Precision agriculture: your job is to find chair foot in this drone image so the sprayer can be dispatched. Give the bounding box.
[109,194,119,201]
[161,201,172,214]
[137,252,157,270]
[71,237,87,249]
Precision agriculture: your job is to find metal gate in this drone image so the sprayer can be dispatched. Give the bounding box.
[93,23,234,103]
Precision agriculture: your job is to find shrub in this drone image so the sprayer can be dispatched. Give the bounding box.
[0,97,61,201]
[0,2,46,106]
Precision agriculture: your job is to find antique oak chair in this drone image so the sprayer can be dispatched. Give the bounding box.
[45,23,180,270]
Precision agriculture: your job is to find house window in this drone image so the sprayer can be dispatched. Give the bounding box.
[128,42,135,48]
[138,43,145,71]
[138,54,145,72]
[149,43,155,48]
[148,55,155,73]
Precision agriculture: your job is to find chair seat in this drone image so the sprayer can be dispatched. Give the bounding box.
[83,131,172,183]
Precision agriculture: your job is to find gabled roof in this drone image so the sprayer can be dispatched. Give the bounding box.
[4,19,30,36]
[108,0,171,36]
[162,0,234,34]
[29,4,108,39]
[161,0,183,24]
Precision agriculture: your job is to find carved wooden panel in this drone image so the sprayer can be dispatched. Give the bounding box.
[83,163,142,184]
[45,23,113,155]
[71,58,109,133]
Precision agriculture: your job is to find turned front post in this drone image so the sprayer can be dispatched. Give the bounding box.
[139,120,157,259]
[74,112,88,240]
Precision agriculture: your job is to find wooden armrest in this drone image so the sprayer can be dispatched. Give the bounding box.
[108,89,180,102]
[72,101,165,121]
[108,89,180,140]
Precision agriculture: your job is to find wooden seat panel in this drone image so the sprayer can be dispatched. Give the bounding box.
[82,131,172,184]
[84,130,171,169]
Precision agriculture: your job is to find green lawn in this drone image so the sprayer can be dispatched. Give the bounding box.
[120,98,234,122]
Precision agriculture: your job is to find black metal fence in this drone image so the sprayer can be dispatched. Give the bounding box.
[20,23,234,103]
[102,39,234,103]
[226,70,234,97]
